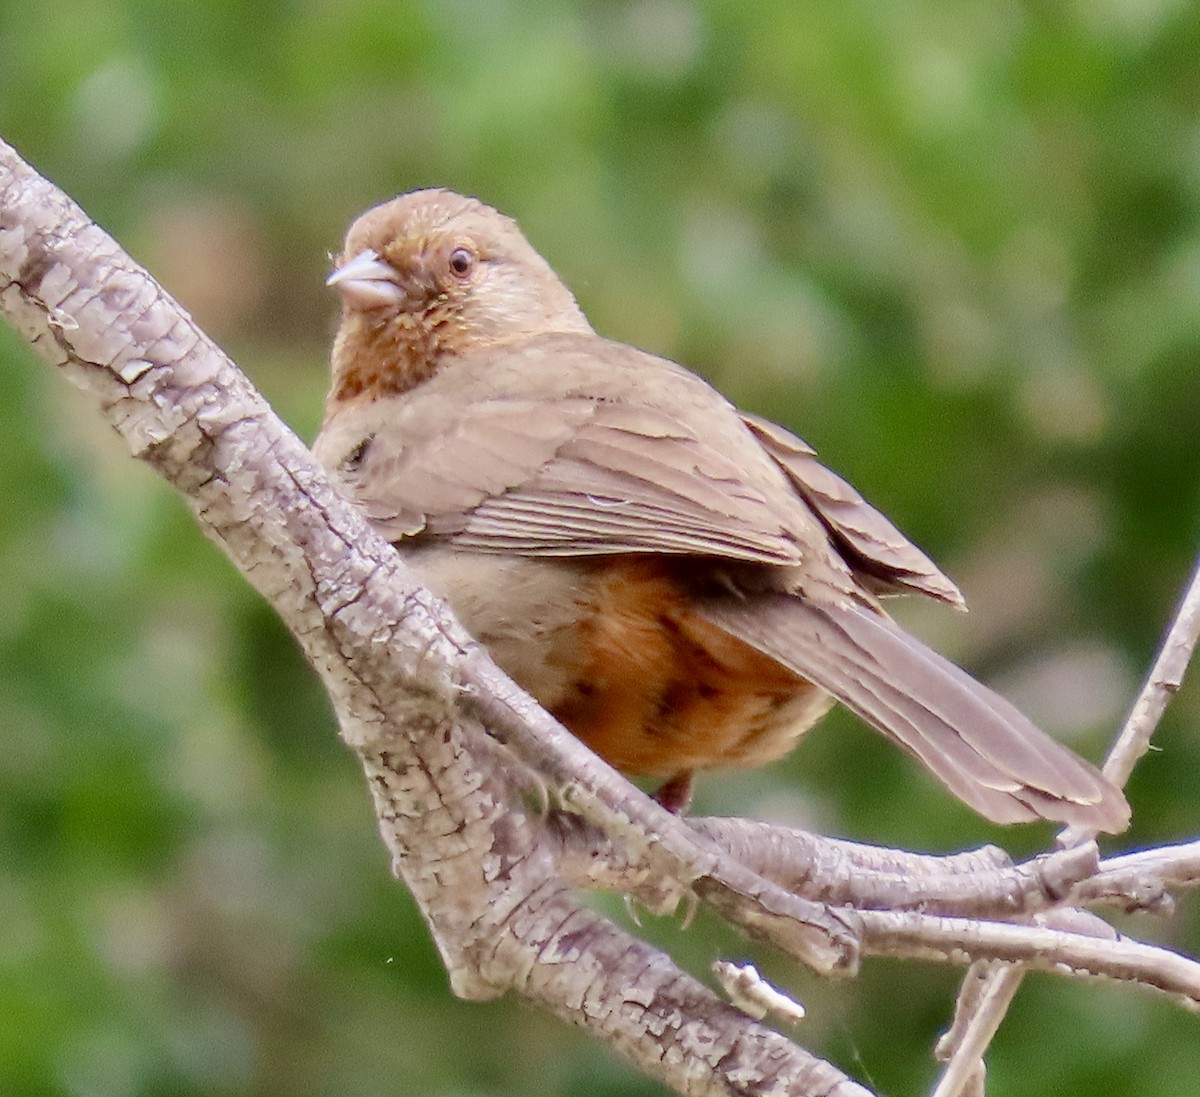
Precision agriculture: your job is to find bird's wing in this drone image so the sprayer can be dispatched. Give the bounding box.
[316,336,960,604]
[740,412,965,607]
[315,387,833,568]
[314,331,862,567]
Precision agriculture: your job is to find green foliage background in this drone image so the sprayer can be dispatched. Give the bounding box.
[2,2,1199,1094]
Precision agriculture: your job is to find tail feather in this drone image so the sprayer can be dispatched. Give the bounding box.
[703,594,1130,832]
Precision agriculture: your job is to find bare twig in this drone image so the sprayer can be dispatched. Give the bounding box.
[555,814,1106,919]
[1099,556,1200,789]
[931,557,1200,1096]
[933,964,1018,1097]
[861,909,1200,1007]
[553,812,1200,1005]
[1079,840,1200,910]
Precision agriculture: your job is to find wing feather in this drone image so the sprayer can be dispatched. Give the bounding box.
[741,412,965,606]
[320,385,821,565]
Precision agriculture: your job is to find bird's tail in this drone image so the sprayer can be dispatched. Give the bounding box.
[702,594,1130,832]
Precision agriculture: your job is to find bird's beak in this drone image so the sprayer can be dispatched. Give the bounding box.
[326,249,406,309]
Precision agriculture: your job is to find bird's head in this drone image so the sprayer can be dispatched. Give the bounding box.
[326,189,591,405]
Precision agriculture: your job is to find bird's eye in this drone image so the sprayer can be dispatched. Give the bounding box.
[448,246,476,278]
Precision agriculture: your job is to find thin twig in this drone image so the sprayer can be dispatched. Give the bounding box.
[554,814,1110,919]
[932,964,1020,1097]
[1099,556,1200,788]
[1079,840,1200,910]
[930,555,1200,1096]
[860,909,1200,1007]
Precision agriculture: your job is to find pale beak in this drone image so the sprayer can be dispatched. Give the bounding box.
[326,249,406,309]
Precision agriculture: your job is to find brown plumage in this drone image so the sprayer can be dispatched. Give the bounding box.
[315,188,1130,831]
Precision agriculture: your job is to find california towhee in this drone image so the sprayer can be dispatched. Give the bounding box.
[314,188,1129,831]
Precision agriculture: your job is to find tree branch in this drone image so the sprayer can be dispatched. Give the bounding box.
[3,136,1196,1097]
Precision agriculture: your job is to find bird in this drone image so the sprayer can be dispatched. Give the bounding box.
[314,188,1129,832]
